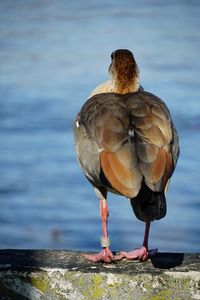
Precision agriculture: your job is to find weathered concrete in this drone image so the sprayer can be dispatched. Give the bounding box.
[0,250,199,299]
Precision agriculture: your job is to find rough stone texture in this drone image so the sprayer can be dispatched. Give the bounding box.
[0,250,199,299]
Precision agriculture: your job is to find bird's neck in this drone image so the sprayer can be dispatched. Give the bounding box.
[110,75,140,94]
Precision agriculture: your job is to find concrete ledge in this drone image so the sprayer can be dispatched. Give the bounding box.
[0,250,199,299]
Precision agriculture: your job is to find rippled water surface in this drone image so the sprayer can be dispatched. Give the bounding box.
[0,0,200,253]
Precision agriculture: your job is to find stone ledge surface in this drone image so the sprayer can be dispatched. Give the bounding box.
[0,250,199,299]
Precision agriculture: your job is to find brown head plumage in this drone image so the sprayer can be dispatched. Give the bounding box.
[109,49,139,93]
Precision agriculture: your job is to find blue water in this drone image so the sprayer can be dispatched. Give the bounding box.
[0,1,200,253]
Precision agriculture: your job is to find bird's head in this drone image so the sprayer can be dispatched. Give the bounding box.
[109,49,139,93]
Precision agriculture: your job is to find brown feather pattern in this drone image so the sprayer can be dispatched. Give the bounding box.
[74,91,179,199]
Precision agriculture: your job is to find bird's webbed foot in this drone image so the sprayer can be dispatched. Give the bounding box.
[114,246,158,261]
[83,247,115,263]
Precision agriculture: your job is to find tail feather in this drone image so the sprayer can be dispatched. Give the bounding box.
[130,181,167,222]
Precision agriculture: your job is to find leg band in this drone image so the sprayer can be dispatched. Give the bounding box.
[100,236,110,248]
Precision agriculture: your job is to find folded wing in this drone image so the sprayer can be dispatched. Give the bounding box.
[125,91,178,192]
[74,92,179,199]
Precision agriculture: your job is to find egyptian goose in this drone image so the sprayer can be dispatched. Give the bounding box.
[74,49,179,262]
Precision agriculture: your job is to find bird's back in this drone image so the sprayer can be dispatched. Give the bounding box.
[74,91,179,221]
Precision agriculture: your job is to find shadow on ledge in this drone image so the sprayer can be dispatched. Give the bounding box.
[151,252,184,269]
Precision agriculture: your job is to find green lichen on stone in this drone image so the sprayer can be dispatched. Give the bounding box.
[149,289,173,300]
[146,274,193,300]
[83,274,104,300]
[106,274,127,298]
[179,276,190,290]
[26,273,49,293]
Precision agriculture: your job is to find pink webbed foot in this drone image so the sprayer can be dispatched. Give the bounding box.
[115,246,158,261]
[83,247,114,263]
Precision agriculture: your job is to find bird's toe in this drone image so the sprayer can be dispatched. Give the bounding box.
[114,246,158,261]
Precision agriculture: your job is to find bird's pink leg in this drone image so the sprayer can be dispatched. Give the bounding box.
[115,222,158,261]
[83,198,114,263]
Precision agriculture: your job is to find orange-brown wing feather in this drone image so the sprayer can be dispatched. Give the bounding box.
[139,148,167,184]
[100,146,142,198]
[126,92,175,192]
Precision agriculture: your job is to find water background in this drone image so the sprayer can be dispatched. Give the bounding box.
[0,0,200,253]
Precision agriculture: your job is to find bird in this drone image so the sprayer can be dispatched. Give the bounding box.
[73,49,179,263]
